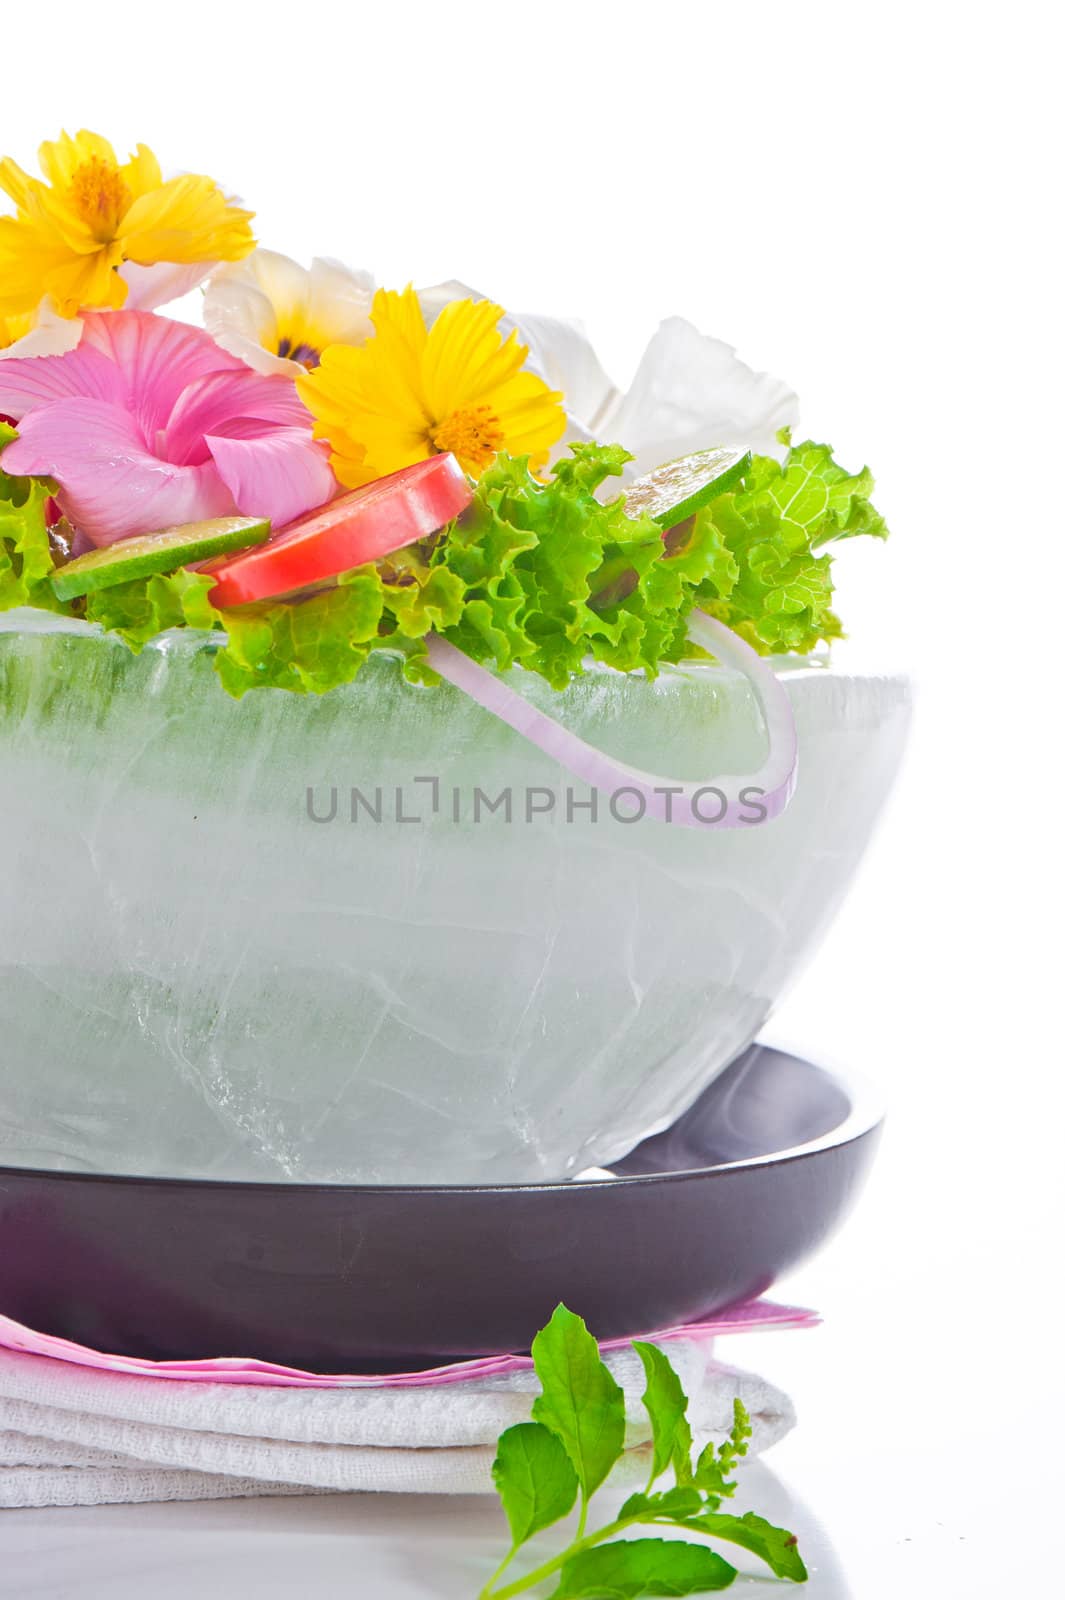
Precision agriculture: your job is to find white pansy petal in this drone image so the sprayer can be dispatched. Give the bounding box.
[208,328,301,378]
[606,317,800,477]
[0,300,83,362]
[417,279,482,327]
[120,260,216,311]
[242,249,313,319]
[306,258,375,346]
[204,274,288,374]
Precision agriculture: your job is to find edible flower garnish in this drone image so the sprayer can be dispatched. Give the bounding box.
[0,130,255,319]
[0,311,334,545]
[0,301,83,362]
[298,286,566,486]
[421,283,800,472]
[205,249,375,377]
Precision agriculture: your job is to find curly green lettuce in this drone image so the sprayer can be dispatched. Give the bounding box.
[1,434,887,697]
[0,423,72,616]
[215,443,729,697]
[690,438,888,655]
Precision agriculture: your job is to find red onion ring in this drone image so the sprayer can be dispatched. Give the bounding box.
[424,609,798,828]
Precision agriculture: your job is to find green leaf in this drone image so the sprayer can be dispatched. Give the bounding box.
[2,436,886,698]
[552,1538,736,1597]
[693,439,887,656]
[632,1342,694,1487]
[491,1423,578,1549]
[681,1512,808,1583]
[84,568,220,653]
[618,1488,704,1524]
[0,440,74,617]
[531,1305,627,1500]
[214,570,384,696]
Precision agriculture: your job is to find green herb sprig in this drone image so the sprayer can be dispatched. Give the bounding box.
[483,1305,806,1598]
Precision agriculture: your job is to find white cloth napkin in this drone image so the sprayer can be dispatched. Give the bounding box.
[0,1339,794,1509]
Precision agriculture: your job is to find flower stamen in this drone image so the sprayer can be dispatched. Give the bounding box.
[430,405,505,471]
[67,157,132,241]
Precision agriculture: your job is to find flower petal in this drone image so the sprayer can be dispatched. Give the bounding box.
[418,280,616,450]
[204,251,375,377]
[304,257,375,345]
[2,396,235,545]
[120,173,255,266]
[37,130,119,190]
[79,310,244,441]
[204,262,289,375]
[603,317,799,475]
[512,311,620,437]
[0,300,83,363]
[206,428,336,529]
[163,369,313,465]
[0,330,120,417]
[120,259,216,311]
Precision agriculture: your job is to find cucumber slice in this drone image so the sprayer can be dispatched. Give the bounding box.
[623,447,750,529]
[51,517,272,602]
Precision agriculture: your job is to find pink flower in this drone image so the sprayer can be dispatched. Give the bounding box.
[0,310,336,546]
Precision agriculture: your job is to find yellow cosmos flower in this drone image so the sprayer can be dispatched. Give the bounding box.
[0,129,255,319]
[298,286,566,486]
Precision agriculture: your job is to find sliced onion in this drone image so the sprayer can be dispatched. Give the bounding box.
[424,609,798,829]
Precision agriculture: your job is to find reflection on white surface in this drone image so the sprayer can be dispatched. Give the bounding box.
[0,1465,852,1600]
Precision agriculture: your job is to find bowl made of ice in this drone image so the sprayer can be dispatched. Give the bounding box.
[0,613,909,1184]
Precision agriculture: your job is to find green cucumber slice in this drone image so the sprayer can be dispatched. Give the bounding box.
[623,447,750,529]
[51,517,272,602]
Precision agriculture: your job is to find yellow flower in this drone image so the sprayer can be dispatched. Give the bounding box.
[0,130,256,319]
[298,286,566,486]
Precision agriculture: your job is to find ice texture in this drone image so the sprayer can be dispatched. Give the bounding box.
[0,614,910,1184]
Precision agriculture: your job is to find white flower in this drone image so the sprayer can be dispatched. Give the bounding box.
[204,250,375,377]
[419,281,799,474]
[0,298,83,362]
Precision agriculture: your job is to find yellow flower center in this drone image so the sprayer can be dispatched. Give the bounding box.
[430,405,505,471]
[67,156,132,241]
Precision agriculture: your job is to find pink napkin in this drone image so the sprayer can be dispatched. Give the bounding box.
[0,1299,817,1389]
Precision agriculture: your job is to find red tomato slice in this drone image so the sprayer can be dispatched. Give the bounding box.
[207,454,472,609]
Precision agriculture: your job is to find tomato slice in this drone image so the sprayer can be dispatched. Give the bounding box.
[207,453,472,609]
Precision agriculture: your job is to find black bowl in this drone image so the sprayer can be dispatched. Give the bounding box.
[0,1043,881,1372]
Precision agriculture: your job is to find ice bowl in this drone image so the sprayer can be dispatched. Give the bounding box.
[0,612,909,1185]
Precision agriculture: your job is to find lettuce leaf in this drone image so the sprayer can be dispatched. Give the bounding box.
[214,570,384,697]
[426,444,728,690]
[0,434,887,696]
[0,424,74,616]
[210,444,717,697]
[83,567,220,651]
[691,439,887,655]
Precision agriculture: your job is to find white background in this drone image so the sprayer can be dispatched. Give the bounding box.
[3,2,1063,1594]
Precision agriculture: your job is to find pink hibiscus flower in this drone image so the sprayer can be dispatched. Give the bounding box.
[0,310,337,546]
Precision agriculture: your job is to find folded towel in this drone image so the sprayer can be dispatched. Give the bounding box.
[0,1333,798,1508]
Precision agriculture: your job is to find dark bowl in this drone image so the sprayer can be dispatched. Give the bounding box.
[0,1043,881,1372]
